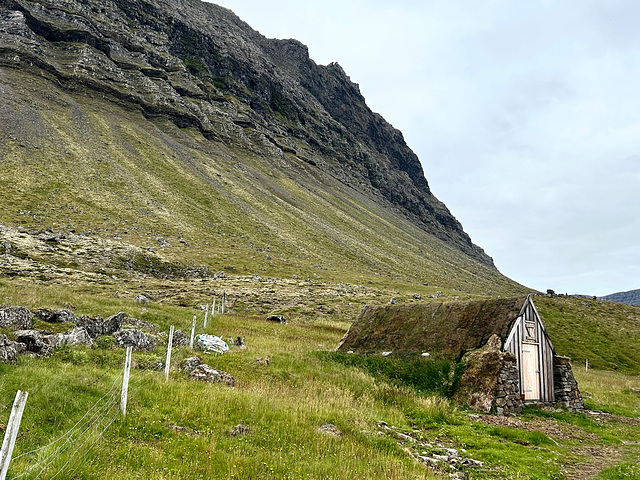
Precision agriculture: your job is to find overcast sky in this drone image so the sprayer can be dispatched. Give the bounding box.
[208,0,639,296]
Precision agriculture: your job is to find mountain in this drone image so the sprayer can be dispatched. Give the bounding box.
[0,0,526,296]
[600,289,640,306]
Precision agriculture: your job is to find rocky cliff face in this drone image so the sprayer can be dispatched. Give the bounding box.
[0,0,493,267]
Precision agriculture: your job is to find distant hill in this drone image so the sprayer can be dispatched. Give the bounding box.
[599,289,640,306]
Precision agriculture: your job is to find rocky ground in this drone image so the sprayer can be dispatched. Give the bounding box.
[0,222,451,323]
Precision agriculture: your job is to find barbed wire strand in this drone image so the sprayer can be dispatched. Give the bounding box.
[11,397,118,480]
[10,370,122,464]
[9,348,173,478]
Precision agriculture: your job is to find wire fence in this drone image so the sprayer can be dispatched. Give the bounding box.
[2,323,190,478]
[7,371,123,480]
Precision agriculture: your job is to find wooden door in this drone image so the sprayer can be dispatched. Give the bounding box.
[521,344,540,401]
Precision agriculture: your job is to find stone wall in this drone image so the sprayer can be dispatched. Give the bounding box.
[453,334,522,416]
[553,355,584,411]
[494,356,523,416]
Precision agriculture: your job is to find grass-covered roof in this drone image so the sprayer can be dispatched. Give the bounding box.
[338,297,528,360]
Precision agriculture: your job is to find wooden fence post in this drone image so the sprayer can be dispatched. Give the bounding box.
[120,346,133,416]
[0,390,28,480]
[203,304,209,329]
[222,291,226,315]
[189,315,196,349]
[586,359,589,372]
[212,298,216,318]
[164,325,174,381]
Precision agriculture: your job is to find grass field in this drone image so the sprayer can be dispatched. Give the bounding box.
[1,286,639,479]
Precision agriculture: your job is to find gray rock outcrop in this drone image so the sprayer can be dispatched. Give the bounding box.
[266,315,287,324]
[0,334,25,362]
[181,356,203,374]
[0,306,33,329]
[181,356,235,387]
[123,317,159,334]
[171,329,189,347]
[113,328,157,351]
[43,327,93,349]
[34,309,77,324]
[14,327,92,355]
[76,312,124,338]
[14,329,51,356]
[134,294,150,305]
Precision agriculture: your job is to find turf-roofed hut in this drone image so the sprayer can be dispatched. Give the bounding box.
[337,295,583,415]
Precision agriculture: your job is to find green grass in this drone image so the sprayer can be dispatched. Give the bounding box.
[535,296,640,374]
[1,285,640,478]
[323,352,464,398]
[596,461,640,480]
[1,313,432,479]
[573,369,640,418]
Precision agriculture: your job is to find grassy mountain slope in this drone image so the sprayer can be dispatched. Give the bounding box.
[0,67,524,299]
[0,0,513,294]
[600,289,640,306]
[535,296,640,374]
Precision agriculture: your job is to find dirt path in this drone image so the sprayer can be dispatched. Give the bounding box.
[564,445,624,480]
[474,412,636,479]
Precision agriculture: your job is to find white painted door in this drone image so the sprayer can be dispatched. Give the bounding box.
[521,344,540,401]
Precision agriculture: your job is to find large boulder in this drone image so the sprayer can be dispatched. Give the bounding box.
[134,294,150,305]
[266,315,287,324]
[14,330,52,356]
[43,327,93,349]
[103,312,125,335]
[34,309,77,324]
[113,328,157,351]
[0,334,25,362]
[76,312,124,338]
[123,317,159,334]
[181,356,235,387]
[190,364,236,387]
[0,306,33,329]
[172,329,189,347]
[181,356,203,374]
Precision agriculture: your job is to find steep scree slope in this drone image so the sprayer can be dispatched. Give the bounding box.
[0,0,522,293]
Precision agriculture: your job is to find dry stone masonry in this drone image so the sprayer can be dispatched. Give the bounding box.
[494,356,524,416]
[553,355,584,411]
